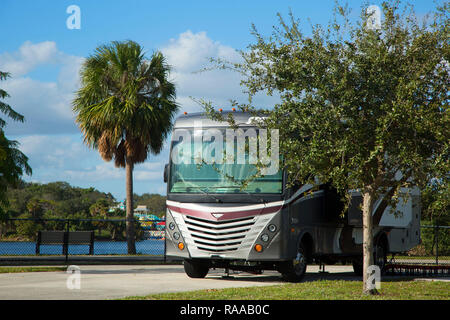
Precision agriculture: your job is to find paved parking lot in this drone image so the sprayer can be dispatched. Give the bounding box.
[0,265,358,300]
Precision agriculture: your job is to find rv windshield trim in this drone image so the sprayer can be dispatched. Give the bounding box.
[168,128,283,195]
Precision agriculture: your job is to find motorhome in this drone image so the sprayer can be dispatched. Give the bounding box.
[164,111,420,281]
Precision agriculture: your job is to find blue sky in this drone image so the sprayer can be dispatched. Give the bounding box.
[0,0,443,202]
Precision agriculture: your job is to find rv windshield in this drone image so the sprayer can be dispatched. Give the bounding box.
[168,130,282,194]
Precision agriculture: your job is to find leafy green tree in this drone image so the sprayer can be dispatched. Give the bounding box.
[421,178,449,225]
[7,180,117,218]
[420,178,449,256]
[204,1,449,294]
[89,198,110,217]
[0,208,9,239]
[111,208,125,217]
[14,213,42,240]
[133,193,166,217]
[72,41,179,253]
[26,198,55,219]
[107,219,126,241]
[89,198,111,236]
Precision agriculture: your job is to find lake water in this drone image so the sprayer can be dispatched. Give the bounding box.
[0,240,165,256]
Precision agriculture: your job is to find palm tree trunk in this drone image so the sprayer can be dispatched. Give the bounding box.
[126,160,136,254]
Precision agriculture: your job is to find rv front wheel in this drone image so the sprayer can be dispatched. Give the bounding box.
[279,243,307,282]
[183,259,209,278]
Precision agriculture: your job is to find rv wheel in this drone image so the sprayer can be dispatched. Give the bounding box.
[375,243,387,274]
[352,260,363,276]
[183,259,209,278]
[352,243,387,276]
[279,243,307,282]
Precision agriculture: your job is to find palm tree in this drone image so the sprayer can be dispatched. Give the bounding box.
[0,71,24,127]
[72,41,179,254]
[0,71,32,214]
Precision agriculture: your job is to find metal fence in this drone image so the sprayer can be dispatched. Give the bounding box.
[0,218,448,267]
[0,218,165,259]
[387,225,450,266]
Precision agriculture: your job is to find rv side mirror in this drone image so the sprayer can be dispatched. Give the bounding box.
[163,164,168,183]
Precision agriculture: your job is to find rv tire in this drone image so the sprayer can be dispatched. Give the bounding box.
[352,259,363,276]
[183,259,209,278]
[352,242,387,276]
[279,243,307,282]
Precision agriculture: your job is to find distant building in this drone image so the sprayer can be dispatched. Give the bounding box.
[134,205,163,237]
[134,205,150,220]
[108,203,125,212]
[134,205,149,213]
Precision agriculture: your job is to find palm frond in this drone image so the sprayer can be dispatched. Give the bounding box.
[72,41,179,167]
[0,72,25,125]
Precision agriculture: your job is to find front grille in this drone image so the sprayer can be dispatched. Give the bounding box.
[184,215,256,253]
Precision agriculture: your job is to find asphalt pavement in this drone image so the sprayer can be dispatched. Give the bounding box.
[0,265,359,300]
[1,264,448,300]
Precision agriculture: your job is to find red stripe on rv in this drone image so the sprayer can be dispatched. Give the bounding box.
[167,204,282,221]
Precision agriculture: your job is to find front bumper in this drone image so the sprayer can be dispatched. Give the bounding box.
[165,206,282,261]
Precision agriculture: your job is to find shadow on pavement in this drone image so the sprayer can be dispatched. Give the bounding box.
[205,269,417,283]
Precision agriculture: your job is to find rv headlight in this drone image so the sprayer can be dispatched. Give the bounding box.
[268,224,277,232]
[261,234,269,242]
[169,222,175,230]
[173,232,180,240]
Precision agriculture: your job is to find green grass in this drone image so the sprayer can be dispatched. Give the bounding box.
[123,279,450,300]
[0,266,67,273]
[390,255,450,260]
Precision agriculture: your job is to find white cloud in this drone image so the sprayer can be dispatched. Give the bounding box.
[134,170,163,181]
[17,134,93,174]
[162,31,241,72]
[160,30,279,114]
[64,162,124,182]
[0,41,83,135]
[136,161,165,171]
[3,77,78,134]
[63,162,165,183]
[17,134,167,185]
[3,33,279,199]
[161,31,246,113]
[0,41,60,77]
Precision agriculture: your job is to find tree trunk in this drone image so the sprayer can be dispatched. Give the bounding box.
[362,188,378,295]
[126,160,136,254]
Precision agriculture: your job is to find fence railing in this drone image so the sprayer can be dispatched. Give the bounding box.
[388,225,450,266]
[0,218,165,258]
[0,218,448,266]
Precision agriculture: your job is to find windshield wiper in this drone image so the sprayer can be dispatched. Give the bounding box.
[175,173,223,203]
[207,186,267,204]
[187,186,223,203]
